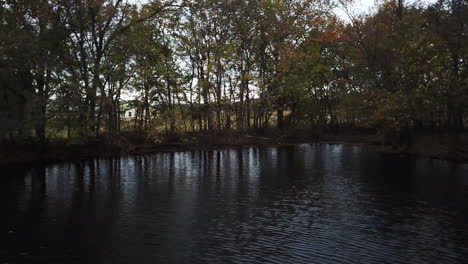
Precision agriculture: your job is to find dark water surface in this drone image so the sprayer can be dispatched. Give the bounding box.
[2,144,468,264]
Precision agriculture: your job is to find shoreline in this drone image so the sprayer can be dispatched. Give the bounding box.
[1,132,468,166]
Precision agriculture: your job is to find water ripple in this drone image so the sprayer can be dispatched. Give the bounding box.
[1,145,468,263]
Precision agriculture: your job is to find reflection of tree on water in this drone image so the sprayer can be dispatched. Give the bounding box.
[25,166,47,239]
[30,166,46,203]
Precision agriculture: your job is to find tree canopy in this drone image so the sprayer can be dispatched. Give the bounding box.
[1,0,467,146]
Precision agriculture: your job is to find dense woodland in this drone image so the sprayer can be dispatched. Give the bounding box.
[0,0,467,148]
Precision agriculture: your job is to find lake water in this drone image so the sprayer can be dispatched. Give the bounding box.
[2,144,468,263]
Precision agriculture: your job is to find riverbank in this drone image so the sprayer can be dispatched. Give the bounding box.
[1,130,468,166]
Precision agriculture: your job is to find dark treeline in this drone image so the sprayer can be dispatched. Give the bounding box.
[0,0,467,148]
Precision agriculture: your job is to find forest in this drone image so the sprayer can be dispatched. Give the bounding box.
[1,0,467,160]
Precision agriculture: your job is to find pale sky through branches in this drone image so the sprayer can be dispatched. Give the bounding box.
[121,0,438,101]
[335,0,438,22]
[128,0,438,22]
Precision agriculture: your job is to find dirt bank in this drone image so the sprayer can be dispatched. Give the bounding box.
[1,131,468,166]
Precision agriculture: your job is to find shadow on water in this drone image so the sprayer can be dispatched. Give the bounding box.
[1,144,468,263]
